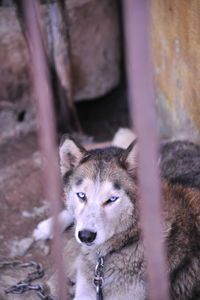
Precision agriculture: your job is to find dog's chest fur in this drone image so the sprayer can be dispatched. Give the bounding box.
[80,241,146,300]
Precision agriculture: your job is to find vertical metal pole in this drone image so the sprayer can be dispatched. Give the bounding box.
[22,1,66,299]
[122,1,169,299]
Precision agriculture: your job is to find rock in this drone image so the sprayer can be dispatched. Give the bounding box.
[7,237,34,257]
[0,101,36,144]
[37,240,50,256]
[67,0,120,101]
[22,200,49,219]
[0,0,120,103]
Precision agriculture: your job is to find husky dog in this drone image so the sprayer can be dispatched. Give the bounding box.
[34,129,200,300]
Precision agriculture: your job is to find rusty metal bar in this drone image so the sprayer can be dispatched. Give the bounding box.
[122,1,169,299]
[22,1,66,299]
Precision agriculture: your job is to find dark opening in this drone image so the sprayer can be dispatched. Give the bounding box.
[17,110,26,122]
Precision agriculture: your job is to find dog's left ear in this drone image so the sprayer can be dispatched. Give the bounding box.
[119,139,138,171]
[59,135,87,175]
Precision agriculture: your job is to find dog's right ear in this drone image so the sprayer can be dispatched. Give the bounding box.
[59,135,87,175]
[112,128,137,149]
[119,139,138,172]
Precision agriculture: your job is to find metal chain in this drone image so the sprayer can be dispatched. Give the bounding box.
[93,255,104,300]
[0,260,57,300]
[2,256,105,300]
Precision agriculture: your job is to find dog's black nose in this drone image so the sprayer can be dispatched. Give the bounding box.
[78,230,97,244]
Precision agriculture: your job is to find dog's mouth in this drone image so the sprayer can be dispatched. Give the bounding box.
[85,242,95,246]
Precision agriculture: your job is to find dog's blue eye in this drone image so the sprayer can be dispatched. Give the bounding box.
[109,196,118,202]
[105,196,119,205]
[76,192,86,201]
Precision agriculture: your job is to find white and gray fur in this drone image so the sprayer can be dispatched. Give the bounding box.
[34,129,200,300]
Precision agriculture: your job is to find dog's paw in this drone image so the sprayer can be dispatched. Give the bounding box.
[33,210,74,241]
[33,217,53,241]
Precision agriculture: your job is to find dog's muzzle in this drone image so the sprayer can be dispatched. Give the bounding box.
[78,230,97,244]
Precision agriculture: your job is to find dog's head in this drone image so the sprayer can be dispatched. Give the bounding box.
[59,135,138,247]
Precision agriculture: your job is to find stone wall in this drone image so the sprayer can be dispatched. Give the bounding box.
[151,0,200,141]
[0,0,120,103]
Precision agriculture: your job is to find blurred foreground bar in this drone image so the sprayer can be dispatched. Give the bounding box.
[22,0,66,299]
[123,1,169,299]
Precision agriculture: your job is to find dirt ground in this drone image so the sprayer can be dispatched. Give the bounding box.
[0,83,129,299]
